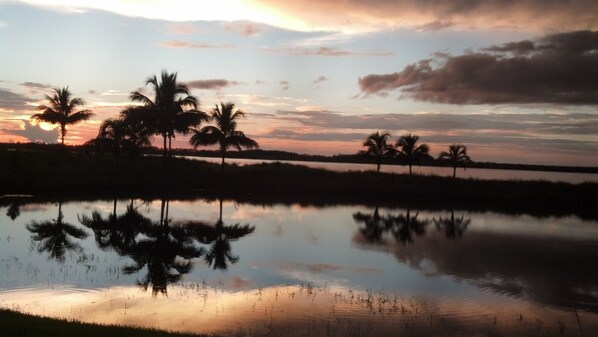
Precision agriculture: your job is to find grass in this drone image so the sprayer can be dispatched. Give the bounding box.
[1,147,597,219]
[0,309,212,337]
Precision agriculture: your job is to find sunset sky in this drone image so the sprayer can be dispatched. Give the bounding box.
[1,0,597,165]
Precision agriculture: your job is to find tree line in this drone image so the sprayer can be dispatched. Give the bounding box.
[362,131,471,177]
[30,70,470,176]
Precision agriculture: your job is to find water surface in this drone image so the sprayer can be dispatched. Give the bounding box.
[1,198,597,336]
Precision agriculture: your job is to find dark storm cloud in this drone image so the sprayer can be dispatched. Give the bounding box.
[359,31,598,105]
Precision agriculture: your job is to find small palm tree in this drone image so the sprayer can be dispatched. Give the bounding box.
[361,131,395,173]
[396,133,430,175]
[130,70,208,158]
[31,87,93,145]
[438,144,471,178]
[189,102,259,169]
[94,107,152,159]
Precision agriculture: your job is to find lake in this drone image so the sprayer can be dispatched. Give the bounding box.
[180,156,598,184]
[1,197,597,336]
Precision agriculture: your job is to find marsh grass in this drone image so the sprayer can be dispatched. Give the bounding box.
[1,148,596,219]
[0,309,213,337]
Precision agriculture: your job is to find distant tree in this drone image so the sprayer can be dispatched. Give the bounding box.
[438,144,471,178]
[189,102,259,169]
[396,133,431,175]
[361,131,395,173]
[130,70,208,158]
[93,106,152,159]
[31,87,93,145]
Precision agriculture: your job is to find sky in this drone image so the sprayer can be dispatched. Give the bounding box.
[1,0,597,166]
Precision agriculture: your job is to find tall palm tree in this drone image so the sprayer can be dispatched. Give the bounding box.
[361,131,395,173]
[396,133,430,175]
[130,70,208,158]
[189,102,259,169]
[438,144,471,178]
[31,87,93,145]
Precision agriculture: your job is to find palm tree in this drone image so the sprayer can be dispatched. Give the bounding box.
[189,102,259,169]
[94,107,152,159]
[361,131,396,173]
[31,87,93,145]
[438,144,471,178]
[396,133,430,175]
[130,70,208,158]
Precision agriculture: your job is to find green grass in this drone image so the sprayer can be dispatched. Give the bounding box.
[0,309,212,337]
[1,147,597,219]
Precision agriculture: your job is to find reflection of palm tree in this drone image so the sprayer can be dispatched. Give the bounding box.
[27,202,88,262]
[122,199,203,295]
[190,102,259,169]
[353,207,389,243]
[361,131,395,173]
[391,209,428,245]
[438,144,471,178]
[434,210,471,239]
[6,203,20,221]
[79,199,151,254]
[130,71,208,158]
[396,133,430,175]
[31,87,93,145]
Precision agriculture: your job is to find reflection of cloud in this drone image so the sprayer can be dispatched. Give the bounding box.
[157,40,235,49]
[265,46,392,57]
[353,225,598,312]
[0,120,58,143]
[359,31,598,105]
[253,261,383,275]
[187,79,242,90]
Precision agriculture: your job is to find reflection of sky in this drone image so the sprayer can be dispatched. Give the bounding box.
[1,199,598,332]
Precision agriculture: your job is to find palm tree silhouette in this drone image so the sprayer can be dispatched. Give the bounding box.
[190,102,258,169]
[433,209,471,238]
[130,70,208,158]
[93,107,152,159]
[31,87,93,145]
[396,133,430,175]
[361,131,396,173]
[438,144,471,178]
[27,202,88,262]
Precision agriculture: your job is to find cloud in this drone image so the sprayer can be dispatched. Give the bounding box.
[166,23,197,35]
[187,79,242,90]
[251,0,598,32]
[0,88,35,111]
[279,81,289,91]
[312,76,328,85]
[157,40,235,49]
[359,31,598,105]
[20,82,53,90]
[265,47,393,57]
[222,21,264,36]
[14,0,598,33]
[1,120,58,143]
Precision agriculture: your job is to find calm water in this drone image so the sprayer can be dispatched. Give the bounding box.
[180,156,598,184]
[1,198,597,336]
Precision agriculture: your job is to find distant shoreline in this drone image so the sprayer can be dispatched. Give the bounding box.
[2,142,597,174]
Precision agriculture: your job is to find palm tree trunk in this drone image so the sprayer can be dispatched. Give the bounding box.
[60,124,66,145]
[409,164,412,175]
[160,199,166,226]
[221,149,226,171]
[162,135,167,158]
[376,162,380,173]
[219,198,223,222]
[168,136,172,158]
[453,165,456,178]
